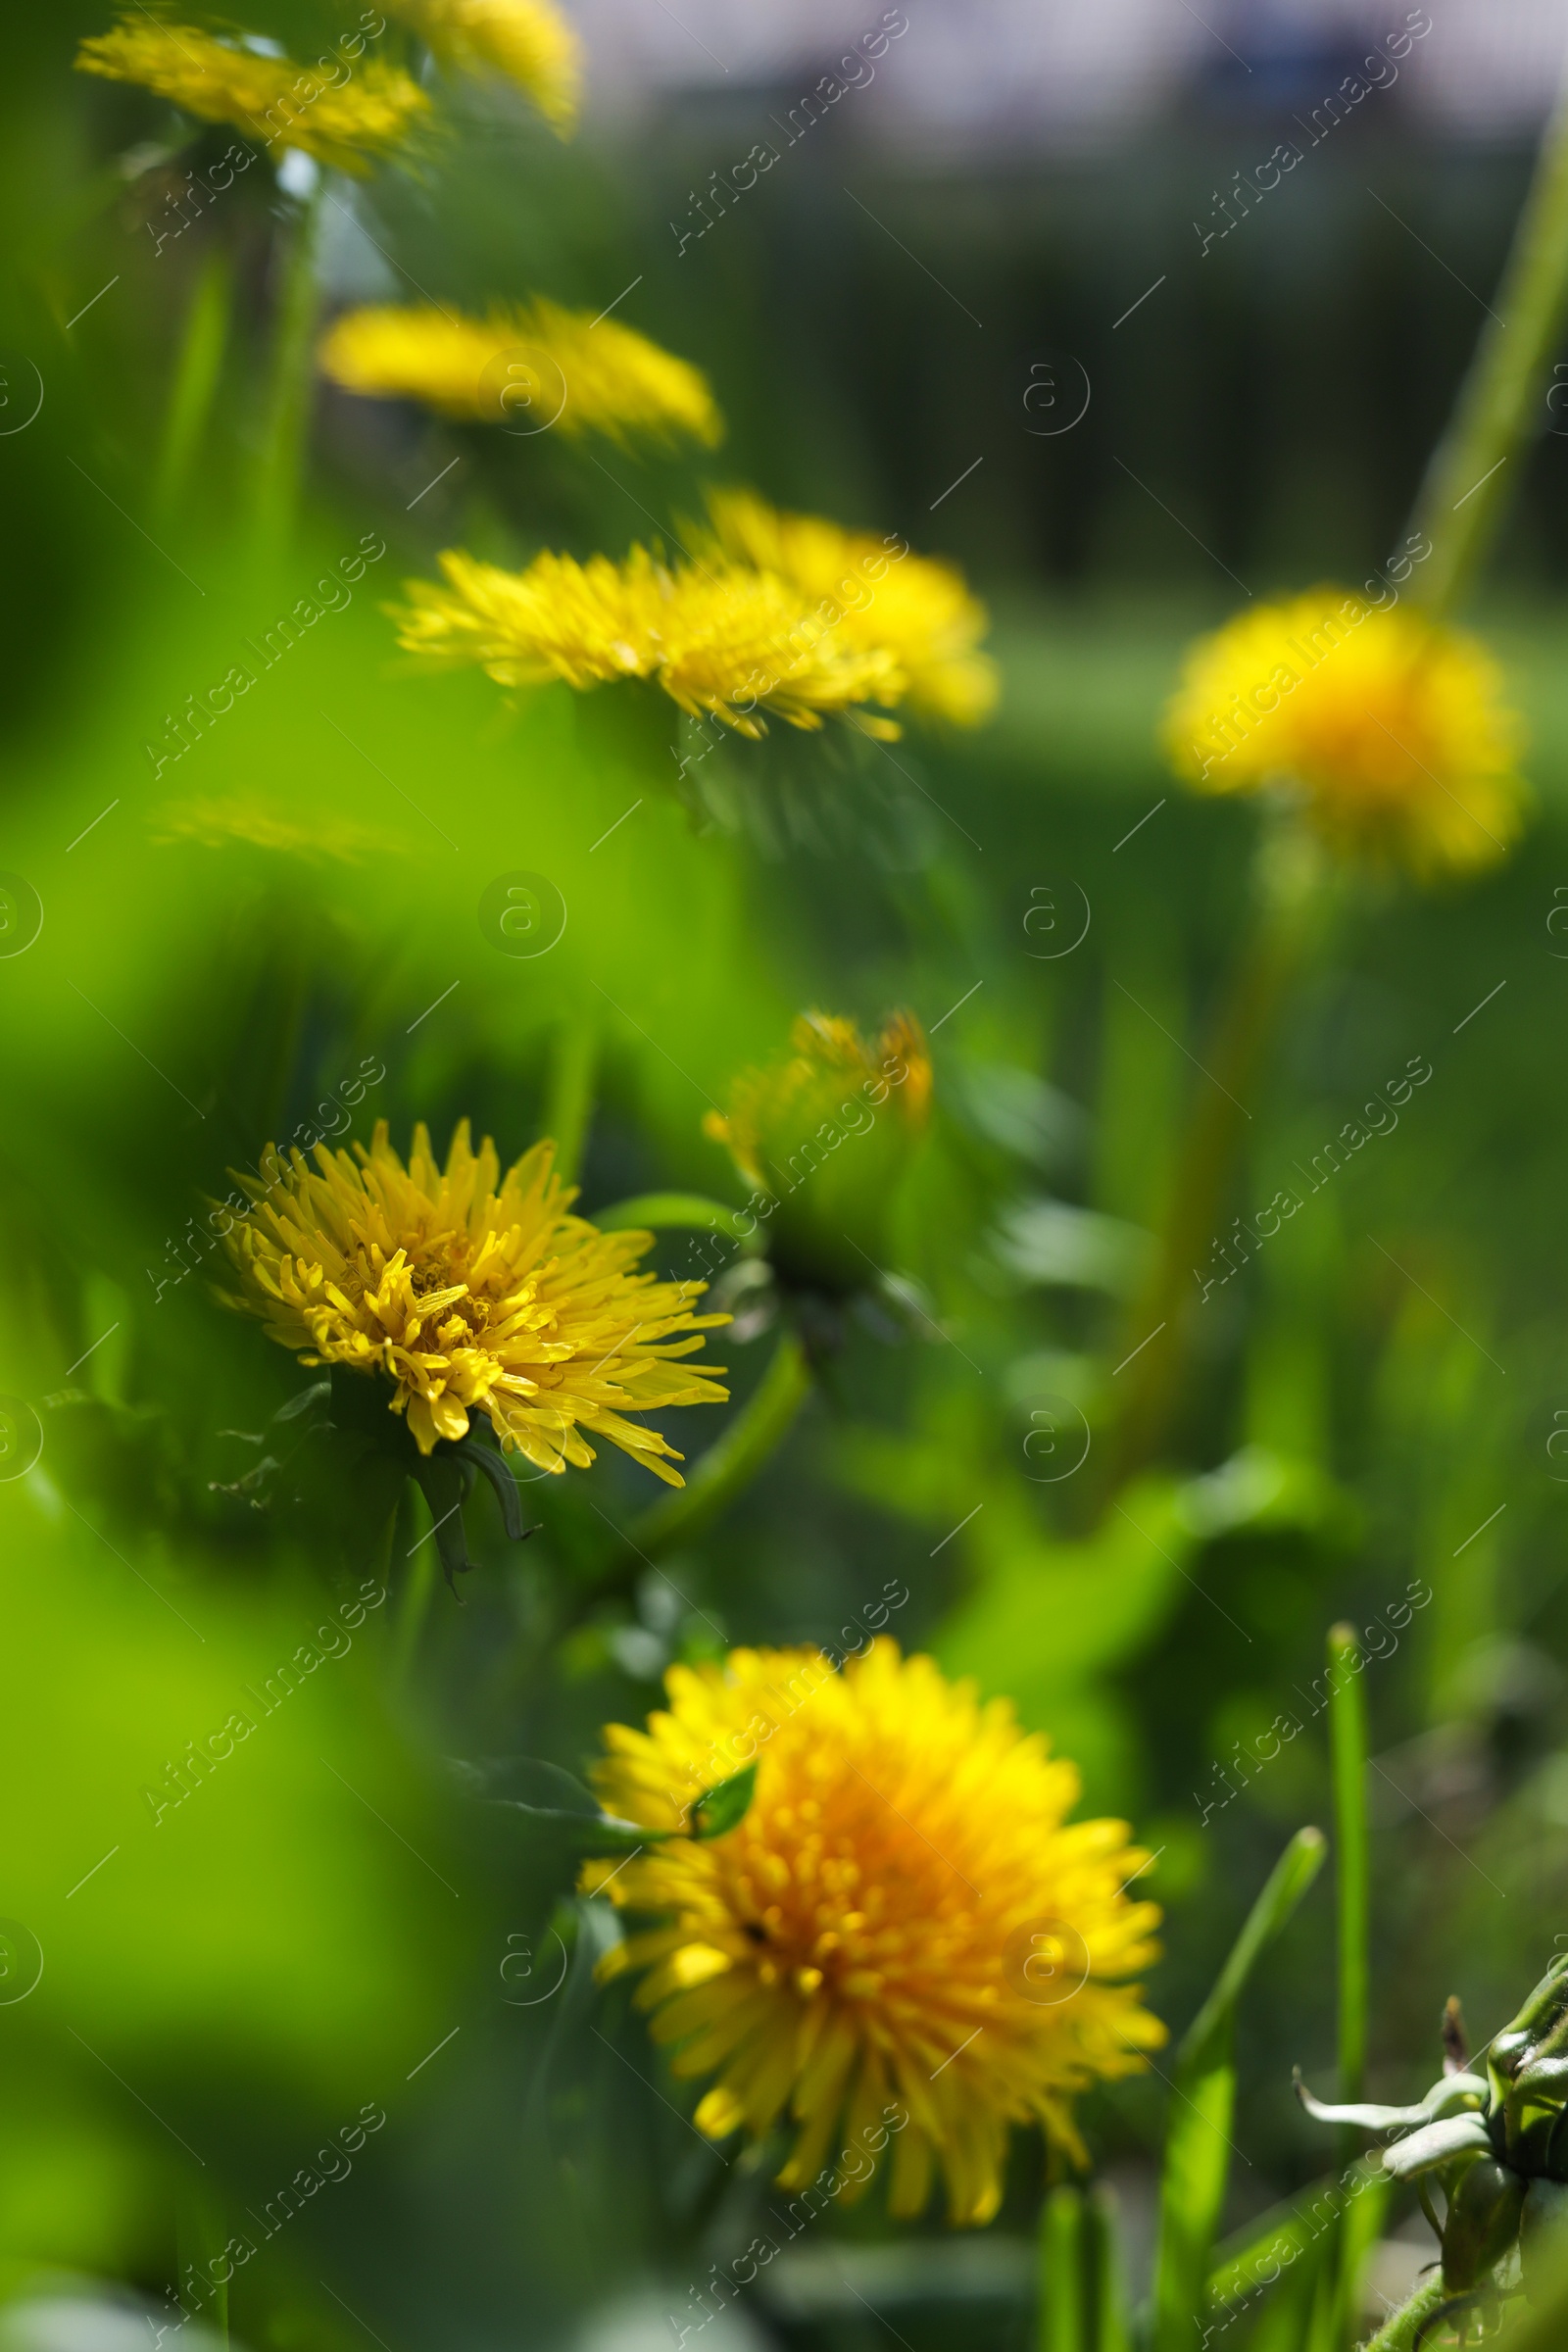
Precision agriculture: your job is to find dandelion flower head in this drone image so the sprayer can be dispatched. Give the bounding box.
[702,489,998,728]
[319,298,722,448]
[1162,588,1526,877]
[587,1641,1164,2225]
[393,544,904,736]
[217,1118,727,1481]
[75,20,430,172]
[384,0,580,126]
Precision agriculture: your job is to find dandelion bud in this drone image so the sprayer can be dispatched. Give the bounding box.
[703,1011,932,1296]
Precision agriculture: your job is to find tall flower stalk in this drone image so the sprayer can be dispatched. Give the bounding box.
[252,177,323,564]
[1405,44,1568,619]
[1101,54,1568,1503]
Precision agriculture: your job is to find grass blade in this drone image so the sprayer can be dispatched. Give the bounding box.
[1151,1826,1327,2352]
[1328,1624,1369,2126]
[1087,2183,1131,2352]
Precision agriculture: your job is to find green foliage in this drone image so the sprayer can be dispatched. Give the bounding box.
[7,4,1568,2347]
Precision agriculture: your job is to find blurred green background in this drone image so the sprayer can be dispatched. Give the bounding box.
[3,4,1568,2349]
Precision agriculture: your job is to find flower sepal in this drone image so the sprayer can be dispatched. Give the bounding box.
[460,1753,756,1858]
[407,1431,541,1593]
[1293,2066,1490,2133]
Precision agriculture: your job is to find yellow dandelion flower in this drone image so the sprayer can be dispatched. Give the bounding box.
[383,0,580,128]
[1162,587,1527,877]
[392,544,903,736]
[74,20,430,173]
[217,1118,727,1480]
[703,1010,930,1294]
[701,487,998,727]
[318,298,722,448]
[585,1641,1164,2225]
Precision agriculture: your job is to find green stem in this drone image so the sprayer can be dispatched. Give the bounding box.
[252,180,323,564]
[175,2178,227,2343]
[594,1192,757,1245]
[1328,1623,1370,2180]
[1097,821,1328,1502]
[1407,53,1568,617]
[625,1327,810,1562]
[155,245,233,530]
[544,1016,598,1189]
[390,1487,433,1683]
[1087,2185,1130,2352]
[1039,2183,1085,2352]
[1363,2277,1446,2352]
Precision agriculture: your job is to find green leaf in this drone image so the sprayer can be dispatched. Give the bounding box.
[497,1804,651,1858]
[466,1756,602,1815]
[474,1754,756,1858]
[468,1755,653,1857]
[1489,2227,1568,2349]
[691,1762,757,1839]
[1150,1827,1327,2352]
[1205,2164,1380,2315]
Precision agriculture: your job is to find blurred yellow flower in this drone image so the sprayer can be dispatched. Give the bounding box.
[393,544,904,736]
[384,0,580,127]
[217,1119,727,1480]
[318,298,722,448]
[1162,588,1526,877]
[702,488,998,727]
[586,1641,1164,2224]
[74,20,430,173]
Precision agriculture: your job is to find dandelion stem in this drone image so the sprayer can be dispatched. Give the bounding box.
[1097,822,1327,1502]
[1406,44,1568,615]
[543,1016,598,1189]
[1363,2277,1446,2352]
[625,1326,810,1562]
[155,245,232,531]
[1039,2182,1085,2352]
[176,2178,227,2342]
[253,178,323,564]
[391,1489,434,1681]
[1087,2184,1131,2352]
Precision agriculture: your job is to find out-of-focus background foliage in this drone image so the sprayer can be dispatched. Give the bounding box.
[4,1,1568,2346]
